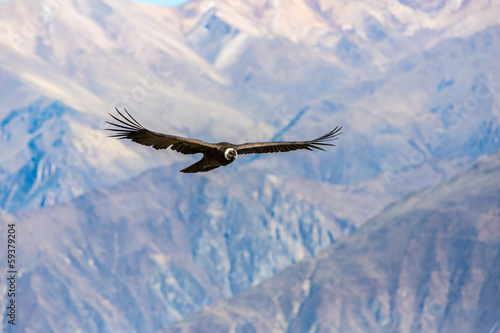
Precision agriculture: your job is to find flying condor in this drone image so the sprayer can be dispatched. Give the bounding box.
[106,109,342,173]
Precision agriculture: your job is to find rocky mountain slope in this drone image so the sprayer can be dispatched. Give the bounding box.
[164,149,500,333]
[0,0,499,214]
[1,166,357,332]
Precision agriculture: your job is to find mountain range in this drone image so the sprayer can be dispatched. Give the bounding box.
[164,148,500,333]
[0,0,499,332]
[1,0,499,214]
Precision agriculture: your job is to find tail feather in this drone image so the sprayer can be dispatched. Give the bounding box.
[180,158,221,173]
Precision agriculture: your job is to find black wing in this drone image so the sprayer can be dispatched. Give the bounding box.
[235,126,342,155]
[106,108,217,155]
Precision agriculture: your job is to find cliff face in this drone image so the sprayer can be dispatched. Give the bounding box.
[164,152,500,333]
[5,166,351,332]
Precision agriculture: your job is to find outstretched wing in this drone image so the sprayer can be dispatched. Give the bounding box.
[235,126,342,155]
[106,108,217,155]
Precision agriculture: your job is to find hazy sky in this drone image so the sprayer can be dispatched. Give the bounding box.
[132,0,192,6]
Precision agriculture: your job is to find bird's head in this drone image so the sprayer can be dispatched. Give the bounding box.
[224,148,238,161]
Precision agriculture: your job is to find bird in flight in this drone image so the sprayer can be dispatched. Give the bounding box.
[106,109,342,173]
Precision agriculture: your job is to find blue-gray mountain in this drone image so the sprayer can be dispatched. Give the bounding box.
[2,166,350,332]
[163,150,500,333]
[0,100,101,212]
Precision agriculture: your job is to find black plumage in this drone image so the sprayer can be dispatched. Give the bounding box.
[106,109,342,173]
